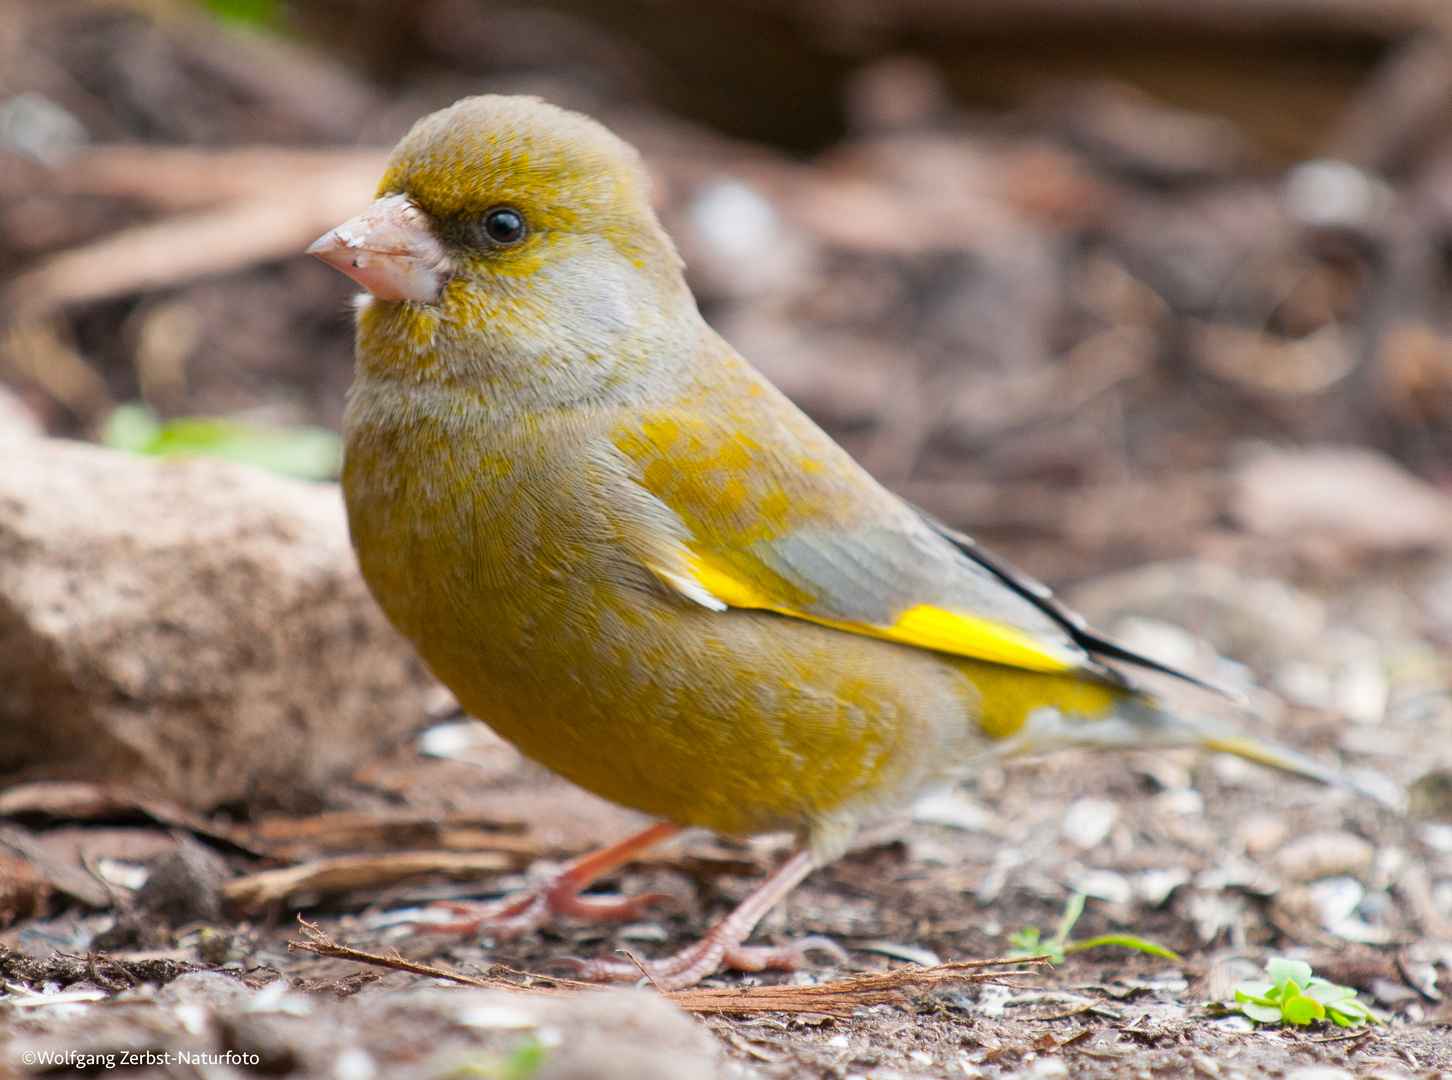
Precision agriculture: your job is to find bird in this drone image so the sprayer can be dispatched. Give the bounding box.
[308,94,1357,990]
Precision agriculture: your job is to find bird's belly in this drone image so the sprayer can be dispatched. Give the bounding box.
[343,417,985,837]
[473,606,988,837]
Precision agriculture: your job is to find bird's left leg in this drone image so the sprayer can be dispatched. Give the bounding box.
[405,820,682,939]
[570,848,843,990]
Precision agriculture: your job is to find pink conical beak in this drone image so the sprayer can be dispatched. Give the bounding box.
[307,194,451,303]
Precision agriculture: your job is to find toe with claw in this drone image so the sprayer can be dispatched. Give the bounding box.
[383,821,681,940]
[566,847,832,989]
[572,933,846,991]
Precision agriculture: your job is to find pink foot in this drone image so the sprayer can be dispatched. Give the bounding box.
[413,884,675,941]
[388,821,681,941]
[562,846,835,989]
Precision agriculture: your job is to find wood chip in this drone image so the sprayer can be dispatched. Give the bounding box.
[0,823,110,909]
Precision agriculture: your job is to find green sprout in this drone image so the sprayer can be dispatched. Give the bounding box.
[1232,957,1374,1028]
[1007,891,1180,965]
[102,402,342,480]
[444,1034,549,1080]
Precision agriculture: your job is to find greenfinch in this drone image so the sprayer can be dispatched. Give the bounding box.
[310,95,1350,989]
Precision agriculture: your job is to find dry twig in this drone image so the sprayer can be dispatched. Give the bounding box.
[288,920,573,994]
[286,921,1045,1016]
[668,956,1045,1016]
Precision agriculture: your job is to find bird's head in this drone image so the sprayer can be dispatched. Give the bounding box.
[310,95,693,394]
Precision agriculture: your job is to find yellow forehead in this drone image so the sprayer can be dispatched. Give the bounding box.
[378,94,649,231]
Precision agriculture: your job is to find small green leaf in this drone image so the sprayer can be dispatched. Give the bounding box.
[1049,891,1087,949]
[1234,959,1371,1028]
[1280,994,1326,1026]
[1065,934,1180,961]
[1326,999,1373,1027]
[503,1038,548,1080]
[1233,981,1275,1003]
[198,0,281,28]
[1007,925,1063,962]
[1239,1000,1285,1023]
[1007,926,1040,951]
[445,1035,549,1080]
[1303,979,1356,1004]
[101,402,163,452]
[102,402,342,480]
[1266,957,1313,995]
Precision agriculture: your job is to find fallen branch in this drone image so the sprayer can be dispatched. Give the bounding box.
[7,157,386,312]
[247,809,529,861]
[244,810,765,877]
[286,921,1045,1016]
[225,850,523,912]
[40,146,389,212]
[0,779,263,856]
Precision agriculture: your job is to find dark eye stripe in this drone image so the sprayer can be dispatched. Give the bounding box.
[425,203,530,253]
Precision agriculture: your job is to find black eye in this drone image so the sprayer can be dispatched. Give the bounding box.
[481,207,525,246]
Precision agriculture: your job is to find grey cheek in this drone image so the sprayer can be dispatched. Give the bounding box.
[545,258,638,347]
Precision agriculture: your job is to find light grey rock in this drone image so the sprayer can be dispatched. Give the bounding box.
[3,979,725,1080]
[0,437,434,810]
[1272,829,1375,884]
[1232,443,1452,552]
[0,383,43,441]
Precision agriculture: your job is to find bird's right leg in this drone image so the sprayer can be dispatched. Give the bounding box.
[406,820,682,940]
[568,847,841,989]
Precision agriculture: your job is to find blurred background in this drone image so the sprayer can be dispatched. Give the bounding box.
[5,0,1452,587]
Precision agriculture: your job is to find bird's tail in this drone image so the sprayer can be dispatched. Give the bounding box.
[994,694,1399,807]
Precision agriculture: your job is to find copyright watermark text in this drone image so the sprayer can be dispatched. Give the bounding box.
[20,1050,261,1069]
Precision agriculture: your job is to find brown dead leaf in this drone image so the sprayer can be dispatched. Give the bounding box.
[0,779,258,855]
[225,850,524,913]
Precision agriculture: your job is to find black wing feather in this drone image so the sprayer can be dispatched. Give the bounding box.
[915,508,1246,705]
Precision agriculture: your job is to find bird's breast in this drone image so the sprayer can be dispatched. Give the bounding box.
[342,380,685,722]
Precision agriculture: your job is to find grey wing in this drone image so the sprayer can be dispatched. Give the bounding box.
[915,509,1244,702]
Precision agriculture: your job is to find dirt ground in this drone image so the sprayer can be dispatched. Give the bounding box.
[7,0,1452,1076]
[5,709,1452,1077]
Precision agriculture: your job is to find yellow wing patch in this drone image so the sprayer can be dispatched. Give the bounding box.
[688,556,1076,674]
